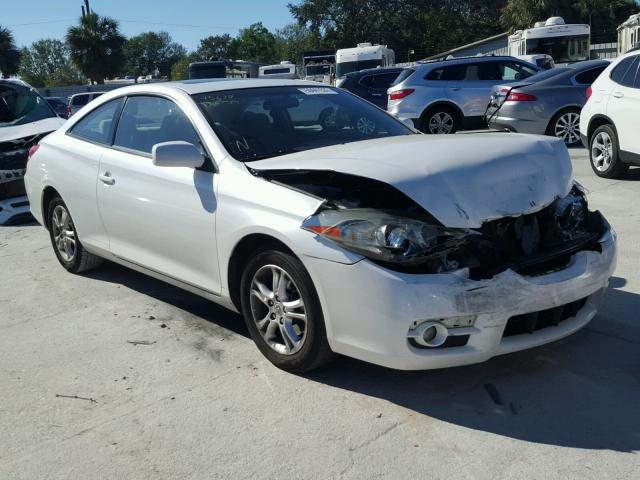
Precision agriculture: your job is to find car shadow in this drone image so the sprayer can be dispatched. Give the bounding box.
[84,264,640,452]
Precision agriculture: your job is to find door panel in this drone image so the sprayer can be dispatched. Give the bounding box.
[607,56,640,154]
[97,149,220,294]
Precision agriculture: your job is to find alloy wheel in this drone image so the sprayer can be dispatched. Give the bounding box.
[249,265,307,355]
[554,112,581,145]
[591,131,614,172]
[428,111,454,134]
[51,205,76,262]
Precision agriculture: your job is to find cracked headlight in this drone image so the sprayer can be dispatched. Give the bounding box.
[302,208,475,270]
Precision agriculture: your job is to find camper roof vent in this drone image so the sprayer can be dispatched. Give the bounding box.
[545,17,566,26]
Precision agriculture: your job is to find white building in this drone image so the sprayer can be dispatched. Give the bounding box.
[618,13,640,55]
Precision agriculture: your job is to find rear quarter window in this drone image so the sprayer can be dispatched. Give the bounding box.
[610,56,638,86]
[68,98,123,144]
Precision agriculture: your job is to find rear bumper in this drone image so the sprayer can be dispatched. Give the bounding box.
[0,195,31,225]
[487,115,547,135]
[304,220,616,370]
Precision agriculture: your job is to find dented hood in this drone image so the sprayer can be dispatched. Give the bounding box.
[250,133,573,228]
[0,117,65,143]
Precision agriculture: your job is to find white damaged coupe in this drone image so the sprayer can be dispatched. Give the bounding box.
[24,80,616,372]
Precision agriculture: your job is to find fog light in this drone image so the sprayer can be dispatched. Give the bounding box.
[411,321,448,348]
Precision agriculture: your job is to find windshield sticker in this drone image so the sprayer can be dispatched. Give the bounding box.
[298,87,338,95]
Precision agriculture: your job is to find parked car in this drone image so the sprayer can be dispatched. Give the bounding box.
[25,80,615,372]
[67,92,105,117]
[0,80,65,224]
[336,67,404,109]
[580,50,640,178]
[45,97,70,119]
[387,56,540,134]
[485,60,609,145]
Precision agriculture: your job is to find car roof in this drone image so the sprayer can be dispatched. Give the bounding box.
[414,55,529,69]
[346,67,404,78]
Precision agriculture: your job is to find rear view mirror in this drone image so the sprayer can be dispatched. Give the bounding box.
[152,141,205,168]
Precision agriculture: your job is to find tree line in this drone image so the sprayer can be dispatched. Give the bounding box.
[0,0,637,86]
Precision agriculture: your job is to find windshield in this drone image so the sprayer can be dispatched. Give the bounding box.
[526,35,590,63]
[0,83,57,127]
[193,86,413,162]
[305,64,332,76]
[336,59,382,78]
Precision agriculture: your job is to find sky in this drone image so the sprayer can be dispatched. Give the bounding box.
[4,0,296,50]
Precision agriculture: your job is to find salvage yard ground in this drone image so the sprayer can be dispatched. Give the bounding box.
[1,147,639,479]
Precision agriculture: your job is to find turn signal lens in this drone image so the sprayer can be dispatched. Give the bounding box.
[505,91,537,102]
[389,89,415,100]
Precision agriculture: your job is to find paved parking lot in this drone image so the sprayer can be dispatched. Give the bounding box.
[1,146,639,479]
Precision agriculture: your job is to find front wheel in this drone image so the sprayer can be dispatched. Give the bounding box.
[549,108,581,146]
[240,250,333,372]
[589,125,629,178]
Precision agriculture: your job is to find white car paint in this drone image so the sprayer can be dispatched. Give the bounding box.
[0,117,65,143]
[25,79,616,370]
[580,50,640,165]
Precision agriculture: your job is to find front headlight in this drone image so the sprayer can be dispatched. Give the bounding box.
[302,208,475,270]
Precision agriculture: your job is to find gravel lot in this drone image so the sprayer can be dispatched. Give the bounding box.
[1,146,639,479]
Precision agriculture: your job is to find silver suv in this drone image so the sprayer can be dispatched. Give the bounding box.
[388,56,540,134]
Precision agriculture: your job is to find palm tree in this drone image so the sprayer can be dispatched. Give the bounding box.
[66,13,126,84]
[0,26,20,78]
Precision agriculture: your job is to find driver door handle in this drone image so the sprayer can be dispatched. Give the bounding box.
[98,171,115,185]
[613,92,624,98]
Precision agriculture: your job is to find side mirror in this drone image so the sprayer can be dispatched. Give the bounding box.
[152,141,205,169]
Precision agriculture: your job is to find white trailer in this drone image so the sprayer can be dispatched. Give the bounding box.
[335,43,395,79]
[508,17,590,65]
[618,13,640,55]
[259,61,297,79]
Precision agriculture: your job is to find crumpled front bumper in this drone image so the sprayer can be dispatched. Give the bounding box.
[303,221,617,370]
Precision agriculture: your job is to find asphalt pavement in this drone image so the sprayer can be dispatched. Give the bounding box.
[1,146,638,479]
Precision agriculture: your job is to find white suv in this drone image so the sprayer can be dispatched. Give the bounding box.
[580,49,640,178]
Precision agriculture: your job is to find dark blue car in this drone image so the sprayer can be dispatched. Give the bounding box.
[337,67,404,109]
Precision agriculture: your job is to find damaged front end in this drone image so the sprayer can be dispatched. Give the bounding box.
[254,169,606,280]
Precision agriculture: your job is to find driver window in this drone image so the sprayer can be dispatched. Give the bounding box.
[113,96,200,155]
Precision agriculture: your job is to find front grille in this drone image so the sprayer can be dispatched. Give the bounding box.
[503,297,588,338]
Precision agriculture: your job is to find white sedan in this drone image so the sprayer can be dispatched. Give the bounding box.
[24,79,616,372]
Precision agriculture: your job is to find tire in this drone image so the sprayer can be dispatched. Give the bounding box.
[589,124,629,179]
[240,249,334,373]
[421,106,459,134]
[548,108,581,146]
[47,196,103,273]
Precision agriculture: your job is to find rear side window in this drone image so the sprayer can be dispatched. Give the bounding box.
[392,68,415,85]
[498,62,538,81]
[69,98,123,144]
[574,66,606,85]
[620,56,640,88]
[113,96,200,155]
[72,95,89,106]
[360,72,401,88]
[610,56,637,86]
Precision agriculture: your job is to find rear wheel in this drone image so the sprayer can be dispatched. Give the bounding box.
[589,125,628,178]
[422,106,458,134]
[549,108,581,146]
[240,249,333,372]
[47,196,102,273]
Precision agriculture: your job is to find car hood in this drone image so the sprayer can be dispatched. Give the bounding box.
[0,117,65,143]
[250,133,573,228]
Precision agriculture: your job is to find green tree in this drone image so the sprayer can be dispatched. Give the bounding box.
[274,23,323,63]
[170,53,199,80]
[18,39,85,87]
[196,33,237,60]
[66,12,126,84]
[124,31,186,79]
[0,26,20,78]
[233,22,278,63]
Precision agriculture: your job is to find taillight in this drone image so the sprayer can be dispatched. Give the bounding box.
[586,86,592,101]
[389,89,415,100]
[505,91,537,102]
[67,105,72,114]
[28,144,40,160]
